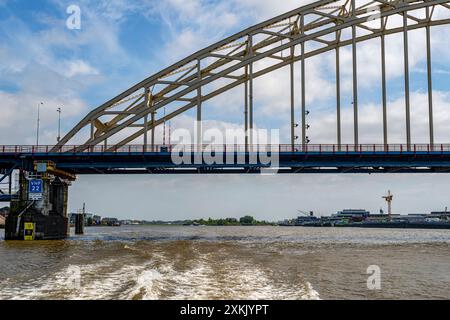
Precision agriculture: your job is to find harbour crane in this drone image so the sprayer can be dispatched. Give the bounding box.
[382,191,394,221]
[298,210,315,217]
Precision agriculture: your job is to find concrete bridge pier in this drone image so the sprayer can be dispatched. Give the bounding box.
[5,170,71,240]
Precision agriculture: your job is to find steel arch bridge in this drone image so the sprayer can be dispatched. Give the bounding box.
[1,0,450,181]
[4,0,450,240]
[51,0,450,153]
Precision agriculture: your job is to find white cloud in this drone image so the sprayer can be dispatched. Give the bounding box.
[308,90,450,144]
[0,90,87,145]
[65,60,100,78]
[150,0,241,62]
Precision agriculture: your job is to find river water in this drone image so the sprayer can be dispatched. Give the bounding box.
[0,226,449,300]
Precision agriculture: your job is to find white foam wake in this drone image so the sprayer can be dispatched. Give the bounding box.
[0,251,320,300]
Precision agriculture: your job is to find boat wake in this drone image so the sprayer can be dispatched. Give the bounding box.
[0,244,320,300]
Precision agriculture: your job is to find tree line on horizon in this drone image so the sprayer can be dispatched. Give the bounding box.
[182,216,275,226]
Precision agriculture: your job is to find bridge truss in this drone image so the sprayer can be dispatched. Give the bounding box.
[52,0,450,154]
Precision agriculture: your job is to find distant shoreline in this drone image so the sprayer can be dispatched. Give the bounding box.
[79,224,276,228]
[118,216,275,227]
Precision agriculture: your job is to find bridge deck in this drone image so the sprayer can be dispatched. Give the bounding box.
[1,144,450,174]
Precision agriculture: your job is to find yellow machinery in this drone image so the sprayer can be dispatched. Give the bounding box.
[33,161,76,181]
[24,222,35,241]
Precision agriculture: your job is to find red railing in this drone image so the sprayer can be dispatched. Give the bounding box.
[0,144,450,155]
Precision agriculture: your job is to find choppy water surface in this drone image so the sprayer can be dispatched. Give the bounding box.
[1,226,450,300]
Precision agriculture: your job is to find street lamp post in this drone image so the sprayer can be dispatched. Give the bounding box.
[57,107,62,143]
[36,102,43,146]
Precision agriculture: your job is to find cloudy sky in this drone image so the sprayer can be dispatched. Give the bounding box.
[1,0,450,221]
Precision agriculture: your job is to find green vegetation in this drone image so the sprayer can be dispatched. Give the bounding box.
[182,216,275,226]
[121,215,276,226]
[240,215,256,225]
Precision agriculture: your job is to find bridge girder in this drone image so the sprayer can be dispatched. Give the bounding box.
[53,0,450,153]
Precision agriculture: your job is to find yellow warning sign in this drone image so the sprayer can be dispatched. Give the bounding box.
[24,223,35,241]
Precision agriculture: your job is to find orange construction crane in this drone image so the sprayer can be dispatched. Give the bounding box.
[382,190,394,221]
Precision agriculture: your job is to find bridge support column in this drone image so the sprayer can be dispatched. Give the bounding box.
[75,213,84,235]
[403,11,412,151]
[426,6,434,150]
[144,114,148,152]
[197,59,203,151]
[352,0,359,147]
[336,31,341,151]
[5,170,71,241]
[300,14,306,149]
[144,87,150,152]
[248,36,254,148]
[151,111,156,152]
[290,46,295,151]
[244,65,249,153]
[381,31,388,149]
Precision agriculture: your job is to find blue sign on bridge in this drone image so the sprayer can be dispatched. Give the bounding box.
[29,179,43,194]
